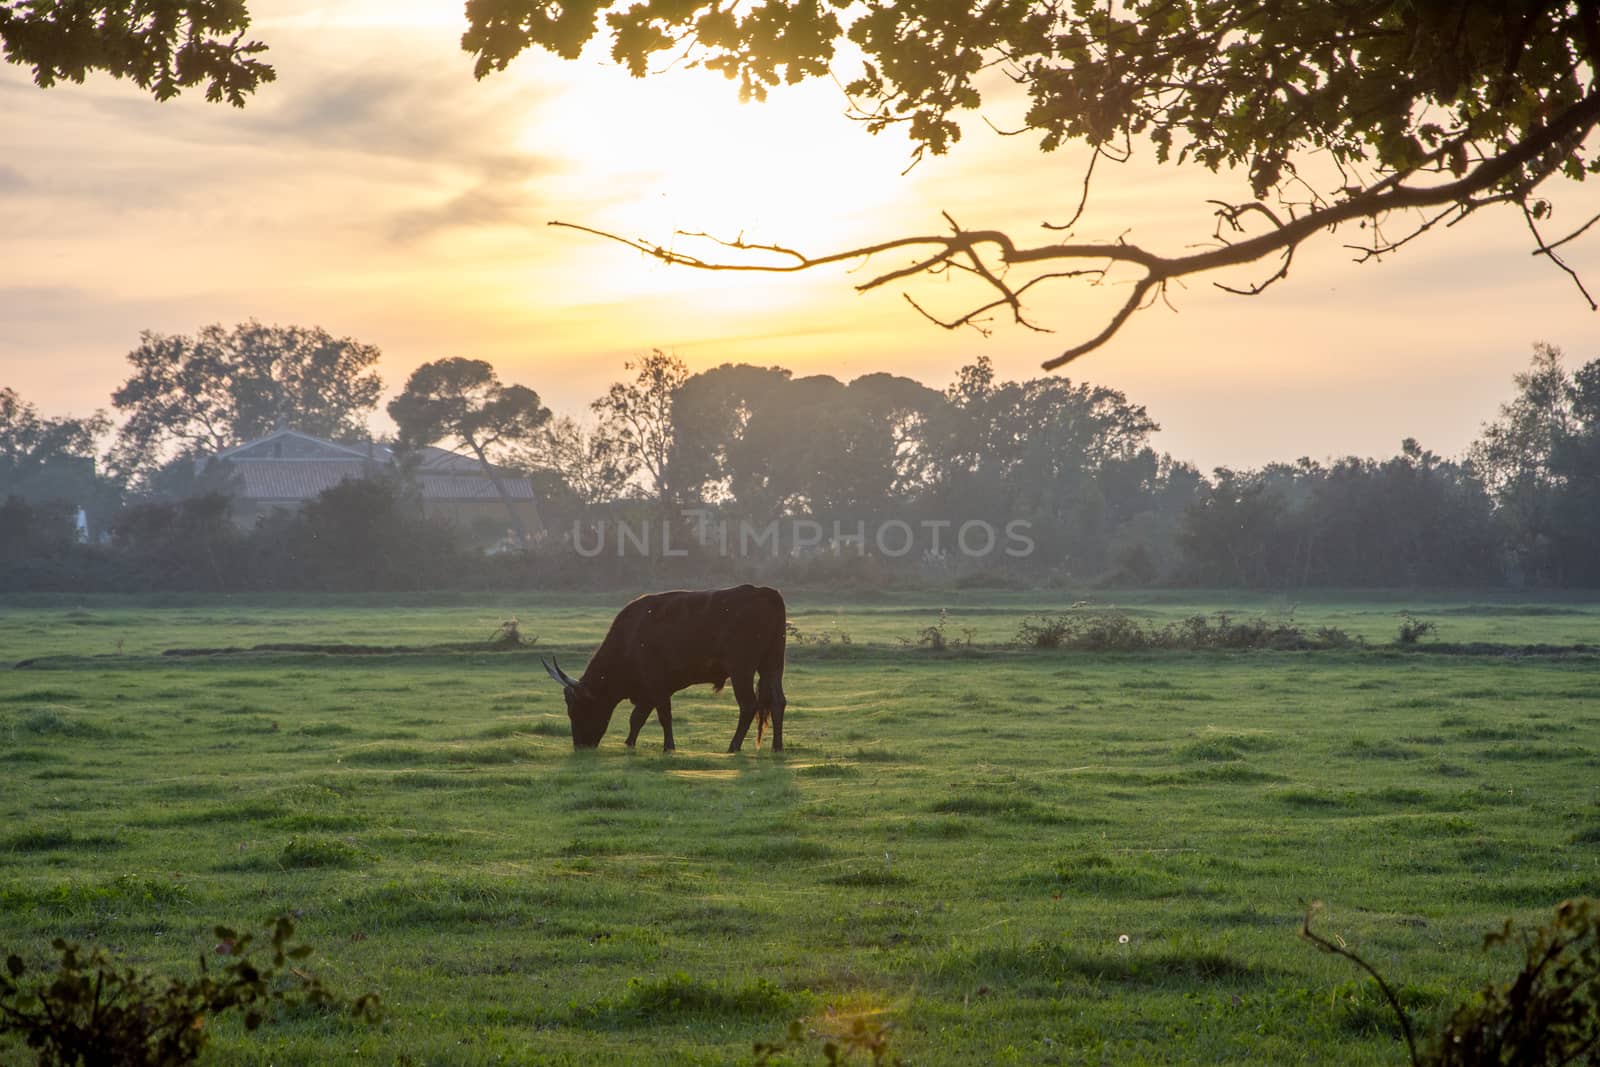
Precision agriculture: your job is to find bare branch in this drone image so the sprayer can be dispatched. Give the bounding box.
[1539,207,1600,255]
[1041,276,1158,370]
[1523,201,1600,310]
[1043,146,1102,232]
[1300,904,1422,1067]
[547,87,1600,371]
[1213,248,1294,296]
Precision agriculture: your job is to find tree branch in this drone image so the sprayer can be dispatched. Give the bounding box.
[547,87,1600,371]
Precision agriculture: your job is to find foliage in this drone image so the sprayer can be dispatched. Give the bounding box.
[488,616,535,647]
[513,415,636,508]
[1473,343,1600,586]
[785,621,852,647]
[1305,898,1600,1067]
[9,347,1600,592]
[109,322,383,484]
[0,388,115,535]
[466,0,1600,362]
[1178,443,1504,588]
[754,1017,903,1066]
[285,476,464,591]
[1397,614,1439,645]
[1015,610,1358,652]
[591,349,688,504]
[2,477,467,593]
[1429,898,1600,1067]
[0,496,77,560]
[906,608,950,650]
[1,0,275,104]
[388,357,551,540]
[109,492,240,591]
[0,916,378,1066]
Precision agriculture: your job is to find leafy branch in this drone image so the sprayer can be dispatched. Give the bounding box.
[1,916,379,1066]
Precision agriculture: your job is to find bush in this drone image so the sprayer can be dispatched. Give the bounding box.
[1015,614,1074,649]
[1014,611,1360,652]
[0,916,379,1066]
[1305,897,1600,1067]
[1397,613,1438,644]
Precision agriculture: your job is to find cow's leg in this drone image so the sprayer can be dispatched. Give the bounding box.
[763,675,787,753]
[759,637,788,752]
[657,697,675,752]
[624,701,652,748]
[727,673,760,752]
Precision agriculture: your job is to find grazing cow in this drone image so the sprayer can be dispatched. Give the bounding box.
[542,584,787,752]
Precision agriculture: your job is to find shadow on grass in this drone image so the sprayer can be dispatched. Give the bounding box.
[570,972,800,1028]
[952,938,1271,989]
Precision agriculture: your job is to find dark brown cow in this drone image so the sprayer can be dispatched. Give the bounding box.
[542,585,787,752]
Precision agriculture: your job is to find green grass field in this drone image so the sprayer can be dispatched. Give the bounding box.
[2,592,1599,1064]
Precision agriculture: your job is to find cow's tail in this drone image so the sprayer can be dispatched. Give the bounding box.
[754,643,782,750]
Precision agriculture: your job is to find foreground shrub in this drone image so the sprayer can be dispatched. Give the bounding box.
[1305,897,1600,1067]
[0,916,379,1066]
[755,1017,902,1066]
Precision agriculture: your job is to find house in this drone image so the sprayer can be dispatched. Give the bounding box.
[197,428,543,539]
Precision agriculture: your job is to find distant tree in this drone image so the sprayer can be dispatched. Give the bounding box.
[2,0,275,104]
[1549,354,1600,584]
[388,358,551,541]
[1177,469,1291,587]
[467,1,1600,366]
[740,372,943,515]
[591,350,689,504]
[109,492,238,591]
[513,415,636,508]
[919,357,1159,570]
[109,321,383,483]
[822,372,944,508]
[0,494,76,560]
[1305,442,1501,586]
[668,362,793,506]
[1471,343,1576,582]
[291,476,461,591]
[0,386,109,500]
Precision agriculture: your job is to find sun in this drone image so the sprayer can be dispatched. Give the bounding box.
[515,57,922,267]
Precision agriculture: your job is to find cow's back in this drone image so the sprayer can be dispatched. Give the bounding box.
[606,585,784,692]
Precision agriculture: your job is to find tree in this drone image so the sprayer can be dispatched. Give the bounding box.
[667,362,793,506]
[591,350,689,504]
[1547,353,1600,583]
[1471,343,1575,581]
[0,387,110,501]
[387,358,551,542]
[465,0,1600,367]
[2,0,274,104]
[109,321,384,482]
[513,415,636,508]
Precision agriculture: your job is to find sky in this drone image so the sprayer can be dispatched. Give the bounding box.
[3,0,1598,471]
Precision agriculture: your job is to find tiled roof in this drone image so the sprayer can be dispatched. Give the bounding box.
[414,473,536,501]
[230,462,534,502]
[231,462,369,500]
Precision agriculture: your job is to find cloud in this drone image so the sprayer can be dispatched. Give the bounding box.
[386,154,559,242]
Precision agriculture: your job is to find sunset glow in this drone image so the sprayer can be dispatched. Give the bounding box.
[2,2,1597,466]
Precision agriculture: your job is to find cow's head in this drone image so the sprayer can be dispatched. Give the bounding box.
[543,657,613,749]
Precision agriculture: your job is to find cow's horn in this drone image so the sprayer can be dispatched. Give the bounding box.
[542,657,576,689]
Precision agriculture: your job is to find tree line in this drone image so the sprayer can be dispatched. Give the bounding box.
[3,325,1599,591]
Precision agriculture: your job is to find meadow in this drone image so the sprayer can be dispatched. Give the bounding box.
[2,590,1598,1064]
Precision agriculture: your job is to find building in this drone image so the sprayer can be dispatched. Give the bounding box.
[197,428,543,540]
